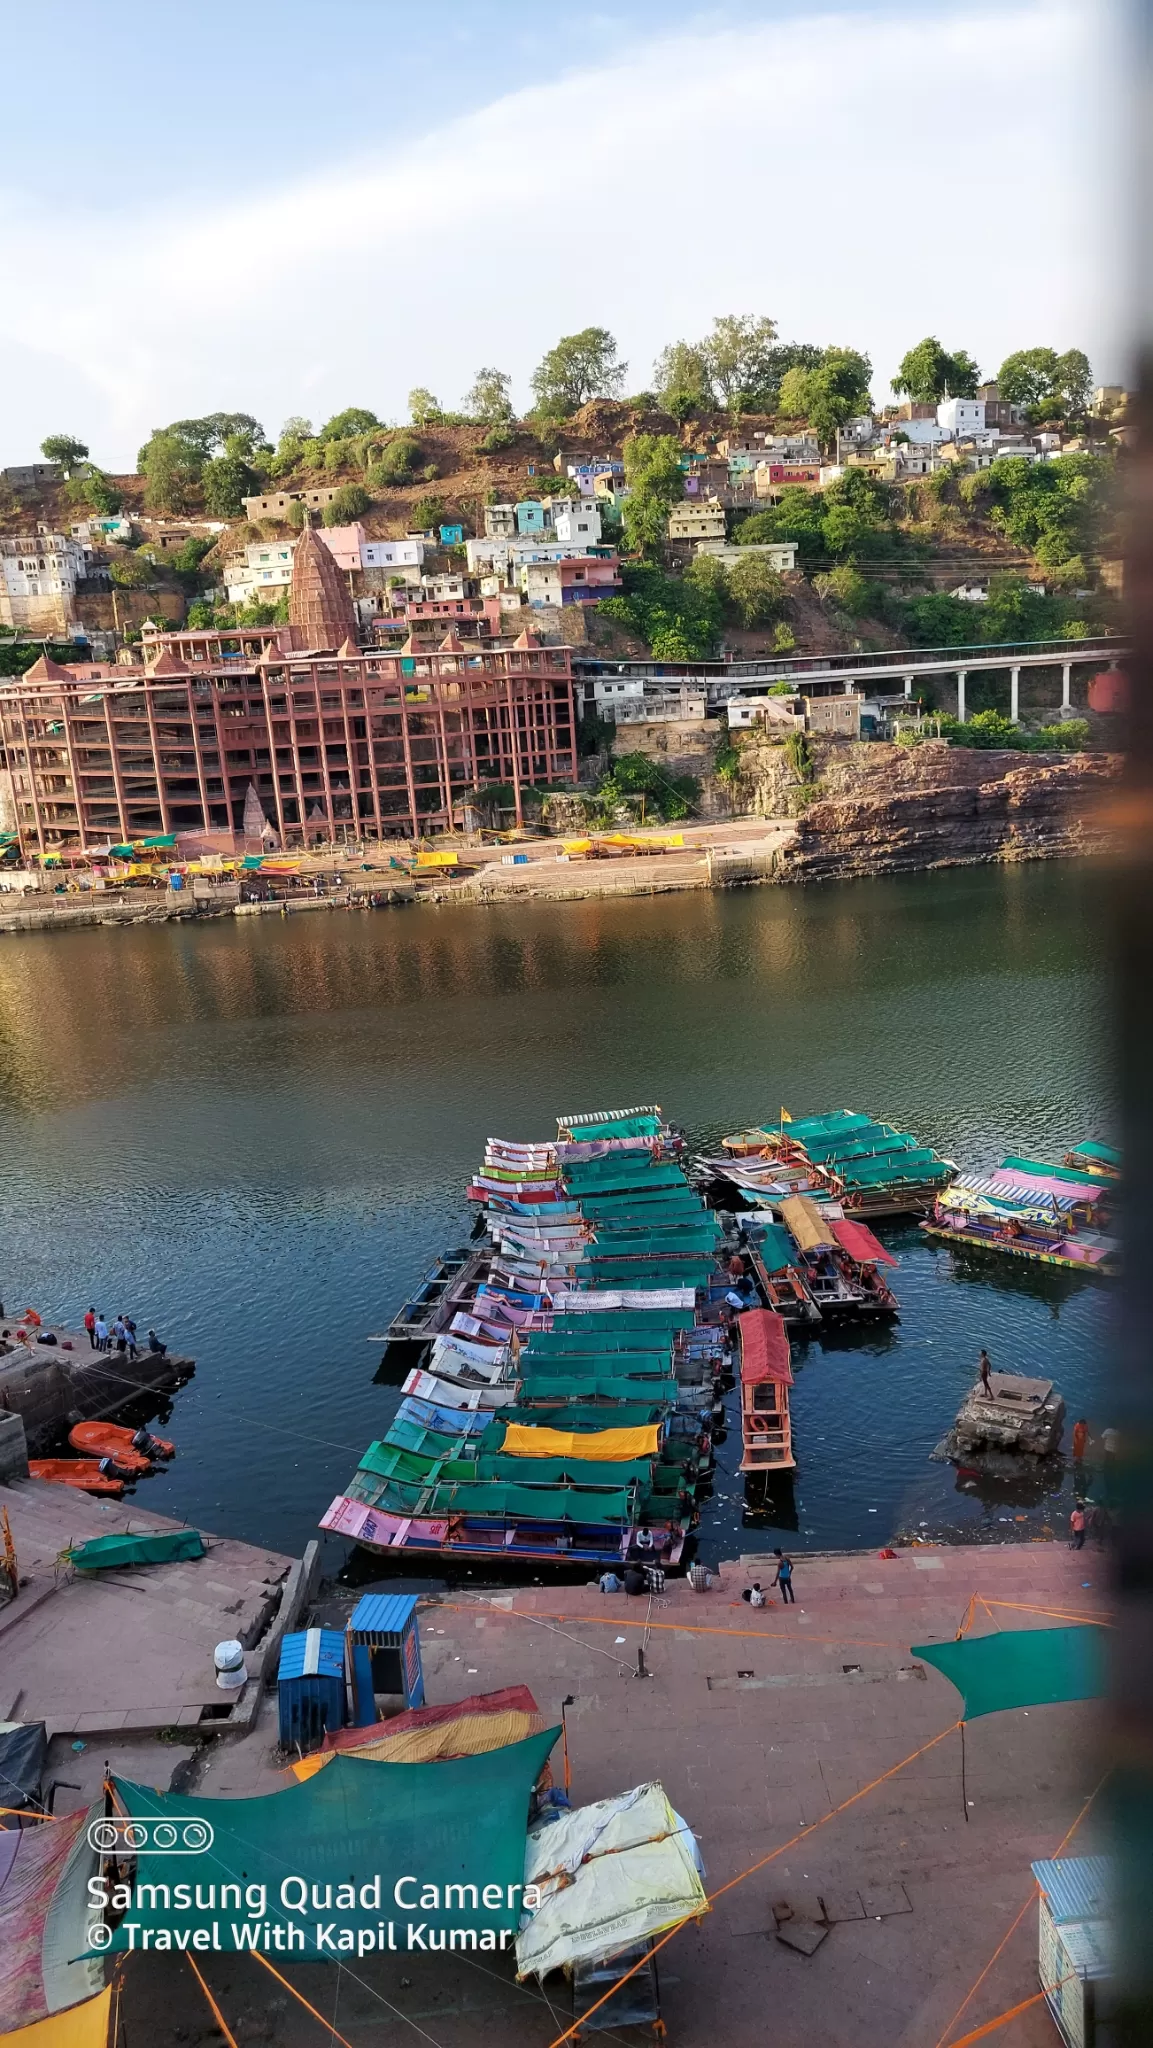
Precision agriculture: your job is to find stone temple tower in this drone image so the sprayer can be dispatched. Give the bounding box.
[288,525,359,649]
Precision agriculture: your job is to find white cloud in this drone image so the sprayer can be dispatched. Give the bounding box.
[0,2,1123,467]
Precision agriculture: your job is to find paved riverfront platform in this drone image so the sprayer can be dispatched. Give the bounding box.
[109,1541,1106,2048]
[0,1475,298,1737]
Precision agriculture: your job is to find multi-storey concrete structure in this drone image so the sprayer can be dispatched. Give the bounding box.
[0,564,578,853]
[0,532,87,631]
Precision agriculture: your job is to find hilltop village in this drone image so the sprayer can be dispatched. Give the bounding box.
[0,324,1130,879]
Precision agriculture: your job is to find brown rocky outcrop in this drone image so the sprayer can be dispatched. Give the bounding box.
[757,739,1120,880]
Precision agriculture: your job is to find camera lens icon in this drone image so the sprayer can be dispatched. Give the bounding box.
[87,1816,214,1855]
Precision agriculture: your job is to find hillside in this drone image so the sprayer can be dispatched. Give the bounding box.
[0,397,1121,657]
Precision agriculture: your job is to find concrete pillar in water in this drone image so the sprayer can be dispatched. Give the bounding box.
[1061,660,1073,711]
[956,670,967,722]
[1010,665,1021,722]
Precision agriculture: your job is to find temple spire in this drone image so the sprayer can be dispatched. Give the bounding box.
[289,527,359,650]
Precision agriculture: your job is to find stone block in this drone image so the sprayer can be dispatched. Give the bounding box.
[0,1412,29,1482]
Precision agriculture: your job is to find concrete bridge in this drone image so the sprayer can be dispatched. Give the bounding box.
[576,635,1127,723]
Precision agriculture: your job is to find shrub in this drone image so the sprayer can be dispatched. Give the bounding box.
[323,484,371,525]
[109,556,152,588]
[374,436,423,485]
[593,751,698,823]
[480,423,517,453]
[1033,718,1090,750]
[410,496,446,531]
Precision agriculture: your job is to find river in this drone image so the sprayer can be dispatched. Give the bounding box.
[0,859,1116,1570]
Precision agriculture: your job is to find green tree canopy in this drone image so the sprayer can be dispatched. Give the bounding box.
[278,416,313,449]
[995,348,1093,420]
[202,454,257,517]
[370,436,423,485]
[699,314,779,412]
[726,552,785,627]
[464,367,514,422]
[598,562,724,661]
[778,347,872,446]
[408,388,442,425]
[64,467,122,515]
[40,433,89,468]
[530,327,626,417]
[620,433,686,558]
[652,341,714,420]
[140,432,200,512]
[324,483,372,524]
[137,414,265,482]
[892,337,980,402]
[318,407,381,442]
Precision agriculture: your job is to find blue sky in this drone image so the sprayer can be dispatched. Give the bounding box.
[0,1,1126,470]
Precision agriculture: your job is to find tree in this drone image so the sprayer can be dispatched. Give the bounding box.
[318,407,381,442]
[202,455,257,517]
[109,556,152,589]
[286,499,310,529]
[620,433,685,558]
[64,466,122,515]
[726,552,785,627]
[652,341,714,420]
[892,337,980,402]
[370,436,422,485]
[464,367,514,422]
[408,388,442,426]
[779,347,873,448]
[530,327,626,417]
[40,433,89,469]
[699,314,779,412]
[994,348,1092,416]
[140,432,200,512]
[410,495,446,531]
[324,483,371,525]
[278,416,313,449]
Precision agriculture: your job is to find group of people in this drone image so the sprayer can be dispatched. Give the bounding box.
[82,1310,167,1360]
[600,1547,796,1602]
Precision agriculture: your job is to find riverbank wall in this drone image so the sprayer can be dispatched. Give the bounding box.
[0,1326,195,1453]
[0,746,1119,932]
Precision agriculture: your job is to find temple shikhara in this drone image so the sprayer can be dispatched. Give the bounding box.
[0,537,578,854]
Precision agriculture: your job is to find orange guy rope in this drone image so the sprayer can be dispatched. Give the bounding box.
[185,1954,241,2048]
[946,1978,1073,2048]
[250,1951,358,2048]
[544,1717,963,2048]
[931,1773,1107,2048]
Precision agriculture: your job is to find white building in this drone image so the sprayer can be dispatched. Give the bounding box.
[225,540,294,603]
[694,541,799,574]
[589,676,645,714]
[0,532,87,630]
[888,418,945,446]
[550,500,602,546]
[668,501,726,543]
[937,397,986,438]
[727,693,805,731]
[465,534,608,579]
[361,537,424,571]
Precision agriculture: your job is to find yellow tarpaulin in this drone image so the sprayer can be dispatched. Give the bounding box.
[778,1194,837,1252]
[501,1424,660,1461]
[291,1709,544,1781]
[1,1989,111,2047]
[415,851,459,869]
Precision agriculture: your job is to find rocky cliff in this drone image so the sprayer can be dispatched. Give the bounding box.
[733,737,1119,881]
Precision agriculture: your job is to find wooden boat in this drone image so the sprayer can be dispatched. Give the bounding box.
[69,1422,174,1466]
[28,1459,125,1497]
[736,1309,795,1473]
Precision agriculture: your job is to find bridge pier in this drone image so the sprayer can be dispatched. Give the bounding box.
[1010,665,1021,723]
[1061,660,1073,712]
[904,675,914,699]
[956,670,967,722]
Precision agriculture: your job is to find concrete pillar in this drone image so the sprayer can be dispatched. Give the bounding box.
[956,670,967,723]
[1061,661,1073,712]
[1010,666,1021,723]
[904,675,914,699]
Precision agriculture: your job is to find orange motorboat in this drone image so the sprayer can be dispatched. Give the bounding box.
[29,1459,125,1497]
[69,1421,175,1468]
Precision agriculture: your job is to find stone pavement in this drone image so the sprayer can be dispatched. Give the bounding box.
[115,1540,1108,2048]
[0,1475,292,1735]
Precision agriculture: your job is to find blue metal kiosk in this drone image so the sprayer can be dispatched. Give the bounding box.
[346,1593,425,1725]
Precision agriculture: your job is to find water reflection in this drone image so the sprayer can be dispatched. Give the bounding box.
[0,860,1115,1558]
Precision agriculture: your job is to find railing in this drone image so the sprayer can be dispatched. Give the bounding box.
[574,633,1127,683]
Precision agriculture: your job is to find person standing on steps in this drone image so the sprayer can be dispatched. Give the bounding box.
[773,1548,795,1604]
[1069,1501,1087,1550]
[978,1350,992,1396]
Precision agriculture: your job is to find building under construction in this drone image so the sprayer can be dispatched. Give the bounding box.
[0,529,578,853]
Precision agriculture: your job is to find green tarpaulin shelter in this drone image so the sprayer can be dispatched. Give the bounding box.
[109,1734,558,1956]
[912,1626,1106,1720]
[67,1529,206,1571]
[755,1224,798,1273]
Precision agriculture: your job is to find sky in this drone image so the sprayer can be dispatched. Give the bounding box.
[0,0,1129,472]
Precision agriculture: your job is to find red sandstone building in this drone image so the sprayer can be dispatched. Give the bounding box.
[0,529,578,853]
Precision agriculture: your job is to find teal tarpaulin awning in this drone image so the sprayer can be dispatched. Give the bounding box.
[912,1625,1106,1720]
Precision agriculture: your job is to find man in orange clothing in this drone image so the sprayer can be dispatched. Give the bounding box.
[83,1307,97,1349]
[1072,1417,1088,1463]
